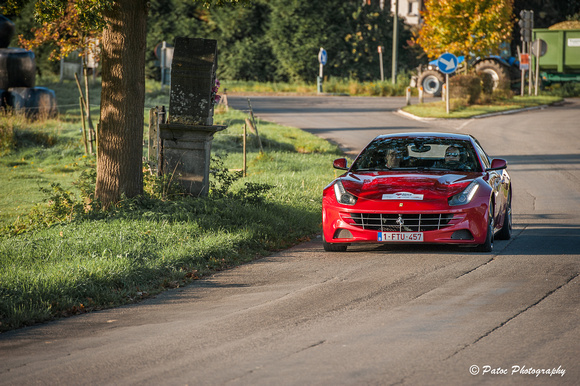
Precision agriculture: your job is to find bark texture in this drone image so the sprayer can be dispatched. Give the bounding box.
[96,0,148,207]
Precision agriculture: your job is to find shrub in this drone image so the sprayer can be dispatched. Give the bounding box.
[543,82,580,98]
[449,74,481,105]
[491,88,514,101]
[479,72,494,95]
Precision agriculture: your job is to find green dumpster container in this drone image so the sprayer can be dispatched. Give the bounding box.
[532,29,580,84]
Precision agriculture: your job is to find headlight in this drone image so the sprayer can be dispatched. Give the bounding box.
[334,180,357,205]
[448,181,479,206]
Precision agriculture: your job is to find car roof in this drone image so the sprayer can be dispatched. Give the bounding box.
[372,132,476,142]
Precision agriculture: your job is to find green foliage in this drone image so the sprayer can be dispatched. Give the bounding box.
[204,0,278,81]
[32,0,113,29]
[339,4,417,81]
[145,0,207,80]
[542,81,580,98]
[209,154,273,204]
[13,0,112,61]
[208,154,243,198]
[8,0,420,84]
[220,74,414,96]
[478,72,494,95]
[264,0,345,82]
[449,74,482,105]
[262,1,418,82]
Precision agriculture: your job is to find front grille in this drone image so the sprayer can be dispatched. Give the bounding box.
[349,213,454,232]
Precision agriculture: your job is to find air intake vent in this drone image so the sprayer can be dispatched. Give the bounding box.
[349,213,454,232]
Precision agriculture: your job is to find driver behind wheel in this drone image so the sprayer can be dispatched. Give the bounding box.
[445,146,461,167]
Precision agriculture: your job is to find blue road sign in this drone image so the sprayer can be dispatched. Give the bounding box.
[318,48,327,66]
[437,53,458,74]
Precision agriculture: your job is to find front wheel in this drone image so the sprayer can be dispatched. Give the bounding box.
[475,204,494,252]
[322,234,348,252]
[496,190,512,240]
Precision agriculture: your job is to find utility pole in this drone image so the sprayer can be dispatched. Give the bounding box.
[378,46,385,81]
[391,0,399,84]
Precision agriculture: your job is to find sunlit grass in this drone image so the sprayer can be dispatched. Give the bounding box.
[221,73,413,97]
[402,95,563,119]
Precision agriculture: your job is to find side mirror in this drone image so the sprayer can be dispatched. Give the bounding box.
[487,158,507,171]
[333,158,348,170]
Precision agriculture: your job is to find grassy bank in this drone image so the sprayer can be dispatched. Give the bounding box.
[402,95,563,119]
[0,78,343,332]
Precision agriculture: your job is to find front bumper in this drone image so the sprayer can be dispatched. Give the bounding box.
[322,196,489,246]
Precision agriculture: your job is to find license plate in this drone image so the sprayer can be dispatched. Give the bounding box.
[378,232,423,242]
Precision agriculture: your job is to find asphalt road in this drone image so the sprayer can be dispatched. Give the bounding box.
[1,96,578,385]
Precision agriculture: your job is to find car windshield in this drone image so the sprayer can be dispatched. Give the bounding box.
[351,137,482,172]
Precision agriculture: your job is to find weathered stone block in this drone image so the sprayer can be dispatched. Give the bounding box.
[169,37,217,126]
[159,123,225,196]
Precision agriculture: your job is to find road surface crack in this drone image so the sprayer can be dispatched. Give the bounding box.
[446,272,579,360]
[456,226,526,279]
[296,339,326,353]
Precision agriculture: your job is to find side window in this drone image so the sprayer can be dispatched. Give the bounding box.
[473,140,491,169]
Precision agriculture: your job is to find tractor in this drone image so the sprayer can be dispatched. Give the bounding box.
[412,54,519,96]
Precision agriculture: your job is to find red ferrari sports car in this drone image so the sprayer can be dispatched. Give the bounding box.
[322,132,512,252]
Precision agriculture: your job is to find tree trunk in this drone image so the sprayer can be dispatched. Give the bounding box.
[96,0,148,208]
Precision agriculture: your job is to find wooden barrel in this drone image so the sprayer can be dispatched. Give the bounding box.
[0,48,36,89]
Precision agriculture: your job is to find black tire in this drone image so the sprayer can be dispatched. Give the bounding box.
[322,234,348,252]
[496,190,512,240]
[417,69,445,96]
[0,48,36,90]
[475,204,494,252]
[474,59,510,90]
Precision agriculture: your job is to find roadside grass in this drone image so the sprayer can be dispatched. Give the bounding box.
[402,95,563,119]
[0,111,87,226]
[222,73,412,97]
[0,77,344,332]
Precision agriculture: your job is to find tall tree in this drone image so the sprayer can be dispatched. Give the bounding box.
[340,2,418,81]
[205,0,277,81]
[265,0,354,82]
[416,0,514,60]
[146,0,206,80]
[96,0,147,206]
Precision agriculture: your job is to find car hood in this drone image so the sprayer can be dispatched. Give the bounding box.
[341,171,480,201]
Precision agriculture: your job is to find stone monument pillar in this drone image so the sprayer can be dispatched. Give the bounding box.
[159,37,226,196]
